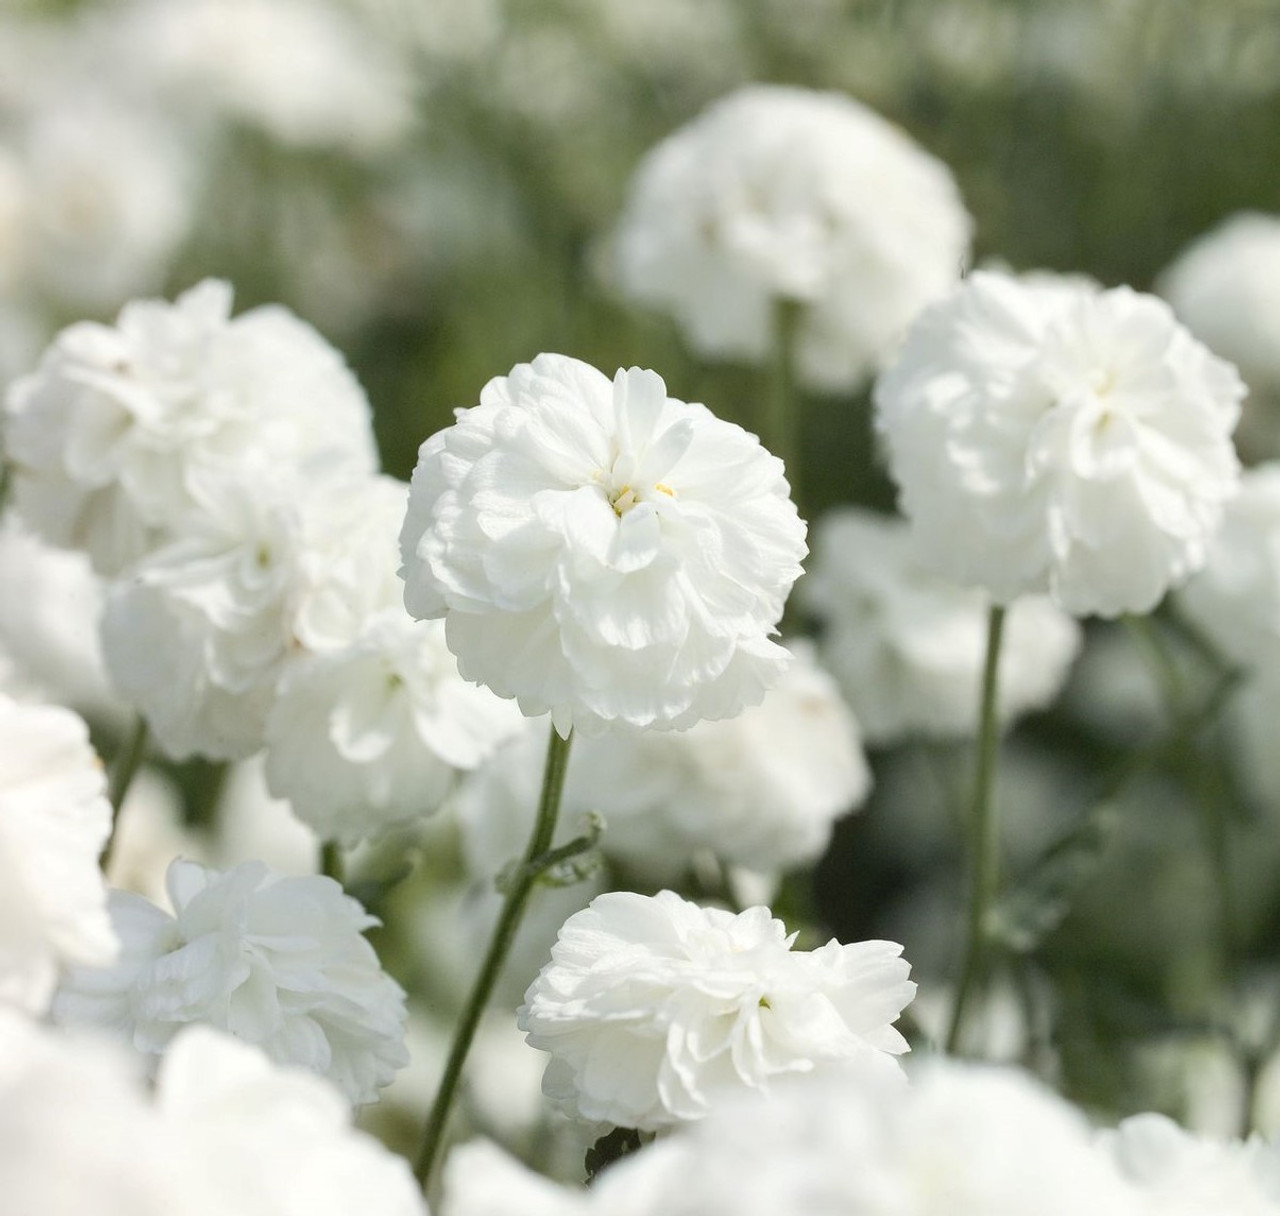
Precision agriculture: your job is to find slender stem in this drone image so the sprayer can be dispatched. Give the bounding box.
[413,725,574,1193]
[99,717,149,873]
[321,841,345,885]
[946,604,1007,1055]
[766,296,804,509]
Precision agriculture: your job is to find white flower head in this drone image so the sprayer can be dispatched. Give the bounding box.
[400,353,807,736]
[610,84,972,391]
[0,694,116,1013]
[4,278,377,575]
[801,507,1082,742]
[1178,462,1280,672]
[875,270,1245,617]
[517,889,915,1130]
[1105,1113,1280,1215]
[265,611,524,846]
[53,858,409,1105]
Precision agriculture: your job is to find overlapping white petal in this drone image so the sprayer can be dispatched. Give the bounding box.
[875,270,1244,617]
[400,353,806,735]
[610,84,971,390]
[518,889,914,1130]
[53,858,408,1105]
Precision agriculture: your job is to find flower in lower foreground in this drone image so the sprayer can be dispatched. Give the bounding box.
[399,353,807,736]
[875,270,1244,617]
[517,889,915,1130]
[52,858,408,1105]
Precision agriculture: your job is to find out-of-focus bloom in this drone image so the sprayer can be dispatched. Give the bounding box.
[0,694,116,1013]
[265,611,524,845]
[518,889,914,1130]
[456,641,869,882]
[53,858,408,1105]
[400,353,807,736]
[114,0,414,154]
[1105,1113,1280,1214]
[1160,213,1280,414]
[104,767,207,908]
[610,84,971,391]
[156,1027,426,1216]
[801,507,1081,742]
[1179,463,1280,671]
[4,278,377,575]
[875,270,1244,617]
[211,756,318,876]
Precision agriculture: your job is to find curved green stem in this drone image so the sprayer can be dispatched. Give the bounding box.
[946,604,1007,1055]
[413,725,574,1194]
[99,717,149,873]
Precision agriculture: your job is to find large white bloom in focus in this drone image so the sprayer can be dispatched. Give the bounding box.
[0,694,116,1013]
[610,85,972,391]
[1105,1113,1280,1214]
[265,611,524,846]
[801,508,1082,742]
[1178,463,1280,672]
[400,353,807,736]
[4,278,378,575]
[518,889,915,1130]
[52,858,409,1105]
[875,270,1244,617]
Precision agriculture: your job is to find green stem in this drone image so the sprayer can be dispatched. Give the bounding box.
[413,725,574,1194]
[321,841,345,886]
[946,604,1007,1055]
[99,717,149,873]
[766,296,804,510]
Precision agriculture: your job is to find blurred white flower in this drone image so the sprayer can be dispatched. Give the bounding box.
[54,858,408,1105]
[801,507,1082,742]
[400,353,807,736]
[610,84,971,391]
[518,889,914,1130]
[1160,212,1280,445]
[105,766,207,909]
[875,270,1244,616]
[0,694,116,1013]
[156,1027,425,1216]
[1179,463,1280,671]
[4,278,377,575]
[211,756,318,876]
[265,611,524,846]
[115,0,414,154]
[456,641,868,882]
[1105,1113,1280,1214]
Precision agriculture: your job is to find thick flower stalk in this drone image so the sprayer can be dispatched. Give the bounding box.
[53,858,409,1105]
[518,889,916,1131]
[875,270,1245,617]
[399,352,808,736]
[610,84,971,392]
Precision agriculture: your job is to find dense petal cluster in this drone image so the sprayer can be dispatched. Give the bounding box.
[0,695,117,1012]
[456,641,869,883]
[53,858,408,1105]
[400,353,807,735]
[4,278,377,575]
[801,508,1082,741]
[875,270,1244,616]
[518,889,914,1130]
[0,1011,426,1216]
[1178,463,1280,672]
[265,610,524,845]
[610,84,971,390]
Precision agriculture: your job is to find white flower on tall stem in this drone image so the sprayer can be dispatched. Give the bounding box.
[400,352,807,736]
[875,270,1244,617]
[4,278,377,576]
[801,507,1081,742]
[609,84,971,391]
[518,889,915,1130]
[0,694,117,1012]
[53,857,408,1105]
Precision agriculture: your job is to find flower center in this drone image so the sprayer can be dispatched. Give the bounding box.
[602,478,677,518]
